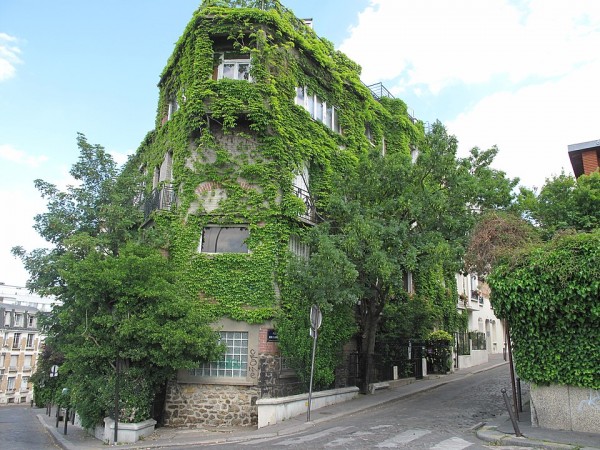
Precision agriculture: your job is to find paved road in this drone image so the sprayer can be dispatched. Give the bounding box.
[0,404,59,450]
[207,365,528,449]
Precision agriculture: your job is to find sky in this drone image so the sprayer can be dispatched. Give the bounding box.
[1,0,599,286]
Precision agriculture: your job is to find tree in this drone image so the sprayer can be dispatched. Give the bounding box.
[284,120,517,391]
[518,171,600,238]
[13,134,223,427]
[464,211,541,276]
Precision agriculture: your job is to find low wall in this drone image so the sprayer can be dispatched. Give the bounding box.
[95,417,157,444]
[457,349,488,370]
[256,386,360,428]
[530,384,600,434]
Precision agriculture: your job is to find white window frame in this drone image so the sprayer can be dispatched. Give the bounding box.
[23,354,32,371]
[12,333,20,349]
[9,355,18,371]
[7,377,16,392]
[14,314,23,327]
[26,334,34,349]
[192,331,248,378]
[216,53,252,81]
[167,98,179,120]
[295,86,341,133]
[198,225,250,254]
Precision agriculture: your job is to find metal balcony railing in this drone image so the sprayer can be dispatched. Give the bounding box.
[364,82,418,124]
[143,186,177,221]
[293,186,317,224]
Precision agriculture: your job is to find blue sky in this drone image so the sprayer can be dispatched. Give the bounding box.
[1,0,600,286]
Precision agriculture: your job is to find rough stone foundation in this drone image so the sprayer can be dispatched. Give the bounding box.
[164,382,259,427]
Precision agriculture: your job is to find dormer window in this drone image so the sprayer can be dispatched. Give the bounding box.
[214,53,252,81]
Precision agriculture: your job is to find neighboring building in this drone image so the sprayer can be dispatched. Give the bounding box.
[568,139,600,178]
[134,0,421,427]
[0,283,54,405]
[456,273,505,355]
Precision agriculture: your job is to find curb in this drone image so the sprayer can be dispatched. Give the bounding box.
[476,425,600,450]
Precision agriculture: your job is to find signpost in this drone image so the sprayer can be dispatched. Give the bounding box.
[307,304,322,422]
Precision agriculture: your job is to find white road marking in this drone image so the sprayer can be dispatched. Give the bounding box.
[277,426,354,446]
[376,428,432,447]
[430,436,473,450]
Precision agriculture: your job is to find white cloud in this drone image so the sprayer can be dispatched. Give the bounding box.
[339,0,600,189]
[0,32,22,82]
[340,0,600,93]
[0,144,49,167]
[109,149,134,167]
[446,60,600,189]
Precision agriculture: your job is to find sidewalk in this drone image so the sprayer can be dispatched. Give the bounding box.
[37,354,599,449]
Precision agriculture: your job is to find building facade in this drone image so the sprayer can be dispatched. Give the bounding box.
[133,0,421,427]
[456,273,505,355]
[568,139,600,178]
[0,283,53,405]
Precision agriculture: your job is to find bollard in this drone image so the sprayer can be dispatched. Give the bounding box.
[501,388,522,437]
[517,378,523,412]
[55,406,60,428]
[64,408,69,435]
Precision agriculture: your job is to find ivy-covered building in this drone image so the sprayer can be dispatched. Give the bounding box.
[134,0,421,427]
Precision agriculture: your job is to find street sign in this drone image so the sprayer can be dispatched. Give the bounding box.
[50,365,59,377]
[310,304,322,332]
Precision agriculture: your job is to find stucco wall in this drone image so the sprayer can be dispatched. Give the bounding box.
[530,384,600,434]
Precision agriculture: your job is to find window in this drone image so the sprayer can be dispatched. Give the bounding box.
[215,53,252,81]
[167,98,179,120]
[4,312,9,326]
[9,355,18,371]
[23,355,32,371]
[289,235,310,259]
[192,331,248,378]
[410,145,419,164]
[14,314,23,327]
[20,376,29,392]
[26,334,34,349]
[403,271,414,294]
[160,151,173,184]
[12,333,20,349]
[199,226,249,253]
[28,315,35,327]
[294,87,341,134]
[7,377,15,392]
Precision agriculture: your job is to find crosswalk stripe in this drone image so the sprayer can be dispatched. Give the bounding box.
[277,426,354,446]
[430,436,473,450]
[376,429,432,448]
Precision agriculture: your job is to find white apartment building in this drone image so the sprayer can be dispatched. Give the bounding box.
[0,283,55,404]
[456,273,505,355]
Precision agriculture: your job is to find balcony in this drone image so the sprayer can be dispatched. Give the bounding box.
[293,186,317,225]
[143,186,177,221]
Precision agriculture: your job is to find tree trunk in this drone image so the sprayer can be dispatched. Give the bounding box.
[359,296,384,393]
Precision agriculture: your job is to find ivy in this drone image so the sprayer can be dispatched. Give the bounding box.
[489,230,600,389]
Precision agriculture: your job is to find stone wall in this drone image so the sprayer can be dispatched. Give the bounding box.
[164,382,260,427]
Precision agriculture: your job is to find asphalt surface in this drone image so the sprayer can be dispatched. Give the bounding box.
[33,354,599,449]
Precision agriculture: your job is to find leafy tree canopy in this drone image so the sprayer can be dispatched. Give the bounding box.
[517,171,600,238]
[281,120,518,390]
[13,134,223,427]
